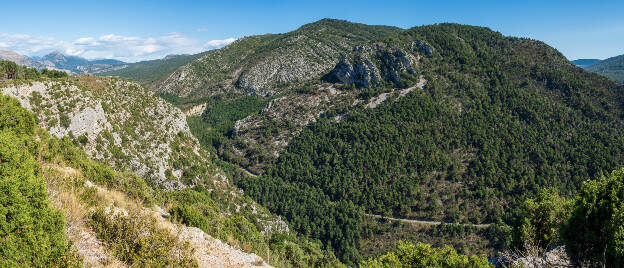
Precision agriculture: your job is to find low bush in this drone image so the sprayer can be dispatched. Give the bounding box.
[361,241,491,268]
[88,208,197,267]
[0,131,80,266]
[561,168,624,266]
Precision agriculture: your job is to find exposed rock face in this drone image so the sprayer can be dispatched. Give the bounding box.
[185,102,208,116]
[158,64,201,97]
[175,226,272,268]
[323,44,419,88]
[324,56,380,88]
[232,33,347,92]
[499,246,572,268]
[2,78,195,190]
[411,40,435,56]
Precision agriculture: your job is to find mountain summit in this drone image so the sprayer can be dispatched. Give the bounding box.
[153,18,402,98]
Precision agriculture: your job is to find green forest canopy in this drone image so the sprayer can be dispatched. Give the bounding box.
[237,23,624,264]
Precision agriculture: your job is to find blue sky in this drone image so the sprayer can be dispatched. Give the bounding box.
[1,0,622,62]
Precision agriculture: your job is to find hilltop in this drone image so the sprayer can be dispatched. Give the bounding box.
[152,19,402,101]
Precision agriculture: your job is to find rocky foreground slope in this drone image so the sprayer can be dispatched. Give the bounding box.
[1,76,287,234]
[0,91,280,267]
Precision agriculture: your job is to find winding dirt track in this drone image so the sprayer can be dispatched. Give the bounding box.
[365,214,491,228]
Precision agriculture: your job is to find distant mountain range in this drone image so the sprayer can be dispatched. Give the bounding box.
[571,58,601,68]
[584,55,624,83]
[97,52,208,85]
[573,56,624,83]
[0,50,127,74]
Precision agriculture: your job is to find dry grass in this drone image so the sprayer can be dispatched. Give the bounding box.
[42,164,128,268]
[43,165,88,222]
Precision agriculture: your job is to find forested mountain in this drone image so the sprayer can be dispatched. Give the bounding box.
[156,20,408,174]
[146,20,624,265]
[98,52,208,85]
[585,54,624,82]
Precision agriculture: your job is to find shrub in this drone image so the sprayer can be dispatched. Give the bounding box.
[0,95,36,135]
[41,68,68,78]
[59,113,71,128]
[224,215,268,254]
[88,208,197,267]
[0,131,80,267]
[170,204,223,235]
[77,134,88,146]
[511,188,571,250]
[561,168,624,266]
[360,241,491,268]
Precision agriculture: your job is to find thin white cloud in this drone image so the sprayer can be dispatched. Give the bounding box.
[204,38,236,49]
[196,27,210,32]
[0,32,236,62]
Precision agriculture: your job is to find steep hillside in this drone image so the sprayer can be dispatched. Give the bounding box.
[99,52,208,85]
[154,19,402,101]
[1,75,290,231]
[3,76,201,189]
[585,54,624,82]
[0,94,277,267]
[0,73,347,267]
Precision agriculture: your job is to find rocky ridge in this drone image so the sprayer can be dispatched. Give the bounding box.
[2,77,191,189]
[323,43,422,88]
[153,19,402,100]
[0,50,51,69]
